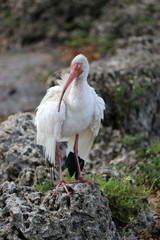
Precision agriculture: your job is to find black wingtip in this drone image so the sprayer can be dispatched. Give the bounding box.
[65,152,84,179]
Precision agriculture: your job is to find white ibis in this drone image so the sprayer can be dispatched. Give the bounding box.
[35,54,105,197]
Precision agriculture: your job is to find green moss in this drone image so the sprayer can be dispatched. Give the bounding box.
[65,30,89,47]
[78,19,93,30]
[99,35,117,53]
[65,38,88,47]
[65,30,117,54]
[147,4,155,13]
[1,9,19,28]
[136,17,155,26]
[39,24,48,34]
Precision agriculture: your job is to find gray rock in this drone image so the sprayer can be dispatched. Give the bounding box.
[0,0,105,49]
[1,0,160,52]
[0,113,45,184]
[0,180,121,240]
[18,168,35,186]
[92,0,160,43]
[125,207,155,239]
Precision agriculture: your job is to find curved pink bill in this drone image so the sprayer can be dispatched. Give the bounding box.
[58,70,80,112]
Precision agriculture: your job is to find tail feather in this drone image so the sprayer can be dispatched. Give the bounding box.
[65,152,84,180]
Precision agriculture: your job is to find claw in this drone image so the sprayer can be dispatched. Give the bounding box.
[66,178,100,186]
[51,181,70,198]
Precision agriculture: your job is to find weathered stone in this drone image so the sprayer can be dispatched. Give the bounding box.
[126,207,155,239]
[0,0,106,49]
[0,180,121,240]
[18,168,35,186]
[0,113,45,184]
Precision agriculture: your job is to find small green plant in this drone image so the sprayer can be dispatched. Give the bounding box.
[103,177,149,224]
[136,17,155,26]
[65,30,89,47]
[112,76,152,119]
[35,181,54,193]
[138,142,160,188]
[146,141,160,155]
[120,134,137,145]
[78,19,93,30]
[65,30,117,54]
[39,24,48,34]
[99,36,117,54]
[2,9,19,27]
[63,168,76,182]
[119,132,146,146]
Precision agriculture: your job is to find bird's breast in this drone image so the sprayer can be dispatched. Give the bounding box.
[61,90,95,138]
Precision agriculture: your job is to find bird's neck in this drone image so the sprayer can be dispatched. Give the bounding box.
[70,76,87,96]
[65,77,89,108]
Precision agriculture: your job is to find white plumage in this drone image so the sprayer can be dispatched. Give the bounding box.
[35,54,105,197]
[35,54,105,167]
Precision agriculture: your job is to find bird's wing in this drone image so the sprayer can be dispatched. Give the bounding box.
[90,88,105,137]
[67,88,105,160]
[35,85,66,166]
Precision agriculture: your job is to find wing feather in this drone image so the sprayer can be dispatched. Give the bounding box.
[35,86,65,166]
[90,92,105,136]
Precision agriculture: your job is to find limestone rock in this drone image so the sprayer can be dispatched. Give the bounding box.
[126,207,155,239]
[0,112,45,184]
[0,0,106,49]
[0,180,121,240]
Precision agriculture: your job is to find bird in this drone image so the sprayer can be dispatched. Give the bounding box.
[35,54,105,197]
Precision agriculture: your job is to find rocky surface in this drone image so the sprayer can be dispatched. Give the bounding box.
[0,180,121,240]
[0,0,160,52]
[0,0,105,50]
[0,113,45,184]
[92,0,160,43]
[0,112,157,239]
[125,208,155,240]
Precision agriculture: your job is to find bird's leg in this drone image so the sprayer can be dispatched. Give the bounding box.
[66,134,100,186]
[74,134,83,179]
[57,141,63,182]
[51,142,69,198]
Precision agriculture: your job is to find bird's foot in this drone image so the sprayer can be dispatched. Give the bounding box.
[51,181,69,198]
[66,178,100,186]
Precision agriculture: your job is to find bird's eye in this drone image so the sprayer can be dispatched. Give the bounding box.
[78,64,81,68]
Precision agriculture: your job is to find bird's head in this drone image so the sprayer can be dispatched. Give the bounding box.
[58,54,89,112]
